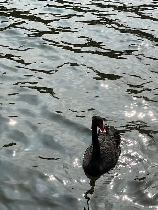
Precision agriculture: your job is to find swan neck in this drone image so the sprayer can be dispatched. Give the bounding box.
[92,124,100,158]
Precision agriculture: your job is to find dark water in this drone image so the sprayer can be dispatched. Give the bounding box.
[0,0,158,209]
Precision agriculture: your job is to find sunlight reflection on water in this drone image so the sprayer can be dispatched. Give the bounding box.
[73,158,82,168]
[0,0,157,209]
[9,118,17,126]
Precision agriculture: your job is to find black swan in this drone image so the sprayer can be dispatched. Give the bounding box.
[83,116,121,177]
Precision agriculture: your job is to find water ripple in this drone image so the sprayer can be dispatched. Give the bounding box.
[0,0,158,209]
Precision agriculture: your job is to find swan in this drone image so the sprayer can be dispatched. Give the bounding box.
[83,116,121,177]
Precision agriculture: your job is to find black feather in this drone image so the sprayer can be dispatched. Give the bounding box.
[82,116,121,177]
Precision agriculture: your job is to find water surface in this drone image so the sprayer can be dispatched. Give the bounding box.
[0,0,158,209]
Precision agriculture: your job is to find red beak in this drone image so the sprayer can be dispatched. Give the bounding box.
[99,123,106,133]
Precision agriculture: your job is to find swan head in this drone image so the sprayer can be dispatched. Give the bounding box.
[92,116,106,132]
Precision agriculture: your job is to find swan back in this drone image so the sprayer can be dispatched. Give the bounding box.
[83,122,121,177]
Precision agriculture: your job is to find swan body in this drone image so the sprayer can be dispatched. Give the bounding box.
[83,116,121,177]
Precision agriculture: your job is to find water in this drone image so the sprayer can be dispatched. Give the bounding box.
[0,0,158,209]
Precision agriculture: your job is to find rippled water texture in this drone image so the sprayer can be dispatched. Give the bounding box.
[0,0,158,209]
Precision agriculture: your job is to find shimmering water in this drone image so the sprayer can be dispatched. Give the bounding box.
[0,0,158,209]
